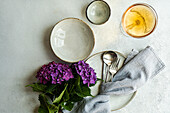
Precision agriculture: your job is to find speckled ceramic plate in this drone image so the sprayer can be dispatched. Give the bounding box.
[50,18,95,63]
[86,51,136,111]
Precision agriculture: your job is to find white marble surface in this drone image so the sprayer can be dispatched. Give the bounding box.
[0,0,170,113]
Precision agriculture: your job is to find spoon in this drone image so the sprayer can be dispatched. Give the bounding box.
[102,51,118,82]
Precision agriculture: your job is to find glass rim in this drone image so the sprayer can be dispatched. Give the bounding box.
[121,3,158,38]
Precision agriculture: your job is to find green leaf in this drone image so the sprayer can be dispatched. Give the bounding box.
[89,84,95,87]
[69,94,83,102]
[38,105,48,113]
[69,84,75,93]
[38,94,59,113]
[26,83,47,92]
[75,76,81,88]
[74,75,92,97]
[81,86,92,96]
[45,84,58,94]
[74,76,82,93]
[53,84,68,104]
[61,102,74,111]
[97,78,103,81]
[75,91,85,97]
[75,83,92,98]
[63,89,69,101]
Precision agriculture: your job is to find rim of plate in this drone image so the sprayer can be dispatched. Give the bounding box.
[85,51,137,111]
[121,3,158,38]
[86,0,111,25]
[50,17,95,63]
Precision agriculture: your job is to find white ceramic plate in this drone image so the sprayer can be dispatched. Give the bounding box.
[50,18,95,63]
[86,51,136,111]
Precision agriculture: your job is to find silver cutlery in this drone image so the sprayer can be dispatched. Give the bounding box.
[102,51,118,83]
[108,58,120,82]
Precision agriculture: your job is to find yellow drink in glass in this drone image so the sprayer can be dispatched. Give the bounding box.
[122,3,158,38]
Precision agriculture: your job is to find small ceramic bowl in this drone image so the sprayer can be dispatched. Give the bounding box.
[86,0,111,25]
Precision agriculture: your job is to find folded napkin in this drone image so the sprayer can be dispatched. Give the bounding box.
[63,46,165,113]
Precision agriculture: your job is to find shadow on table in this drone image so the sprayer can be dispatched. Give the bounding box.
[81,3,89,20]
[33,106,39,113]
[24,69,39,113]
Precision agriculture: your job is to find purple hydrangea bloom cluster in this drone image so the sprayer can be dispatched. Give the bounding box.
[36,61,74,84]
[73,61,97,87]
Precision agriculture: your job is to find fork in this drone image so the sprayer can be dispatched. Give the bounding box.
[107,59,120,82]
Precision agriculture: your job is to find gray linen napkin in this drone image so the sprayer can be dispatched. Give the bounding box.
[63,46,165,113]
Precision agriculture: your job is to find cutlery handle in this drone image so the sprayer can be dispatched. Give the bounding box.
[105,65,110,83]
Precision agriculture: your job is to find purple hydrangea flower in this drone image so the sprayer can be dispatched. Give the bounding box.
[36,61,74,84]
[73,60,97,87]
